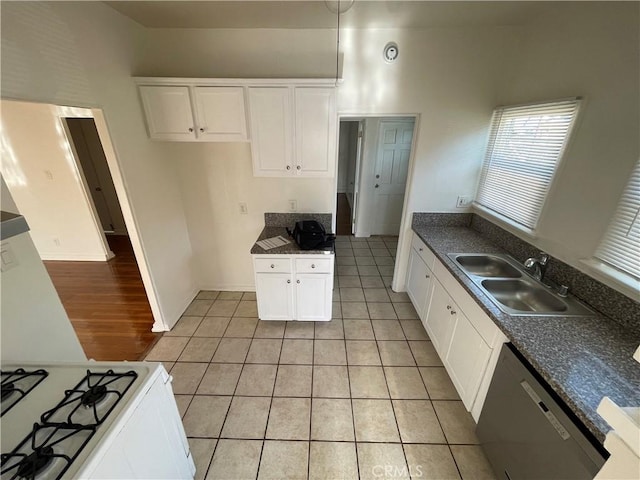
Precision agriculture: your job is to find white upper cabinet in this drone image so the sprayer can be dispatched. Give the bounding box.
[248,87,293,175]
[139,86,195,141]
[138,84,248,142]
[294,87,336,177]
[193,87,248,141]
[249,86,337,178]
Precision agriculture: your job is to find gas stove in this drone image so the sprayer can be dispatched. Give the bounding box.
[0,362,194,480]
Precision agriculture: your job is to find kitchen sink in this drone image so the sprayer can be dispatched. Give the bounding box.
[447,252,595,316]
[451,254,522,278]
[481,278,568,314]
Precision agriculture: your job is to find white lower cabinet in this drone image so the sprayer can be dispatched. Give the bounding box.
[255,273,294,320]
[406,232,508,421]
[253,254,334,321]
[406,247,434,322]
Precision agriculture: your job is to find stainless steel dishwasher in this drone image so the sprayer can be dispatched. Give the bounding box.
[477,343,608,479]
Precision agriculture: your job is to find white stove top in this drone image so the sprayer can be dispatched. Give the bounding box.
[1,361,160,480]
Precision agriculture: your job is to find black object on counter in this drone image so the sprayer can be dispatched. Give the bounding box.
[287,220,335,251]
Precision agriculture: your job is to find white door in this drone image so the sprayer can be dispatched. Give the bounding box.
[295,274,333,321]
[139,86,195,141]
[406,248,433,322]
[255,273,294,320]
[351,121,364,234]
[249,87,293,176]
[193,87,248,141]
[294,87,336,177]
[372,121,414,235]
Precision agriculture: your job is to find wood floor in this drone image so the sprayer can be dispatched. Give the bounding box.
[336,193,352,235]
[44,235,159,361]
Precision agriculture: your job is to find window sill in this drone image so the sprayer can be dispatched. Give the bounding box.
[472,204,538,240]
[579,258,640,302]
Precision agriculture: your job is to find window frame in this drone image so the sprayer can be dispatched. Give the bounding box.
[590,159,640,291]
[473,97,582,235]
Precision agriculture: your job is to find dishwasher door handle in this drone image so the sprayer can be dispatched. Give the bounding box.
[520,380,571,440]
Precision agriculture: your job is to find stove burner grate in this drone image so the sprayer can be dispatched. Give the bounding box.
[15,446,54,478]
[1,369,49,417]
[80,385,107,407]
[0,423,95,480]
[40,369,137,427]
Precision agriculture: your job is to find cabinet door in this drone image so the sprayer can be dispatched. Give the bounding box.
[249,87,293,176]
[406,248,433,322]
[255,273,294,320]
[445,312,492,410]
[193,87,248,141]
[295,273,333,321]
[294,87,336,177]
[139,86,195,141]
[426,280,457,357]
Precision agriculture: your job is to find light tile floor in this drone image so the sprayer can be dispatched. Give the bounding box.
[146,235,495,480]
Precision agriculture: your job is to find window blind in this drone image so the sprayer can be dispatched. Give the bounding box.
[595,160,640,280]
[475,99,581,229]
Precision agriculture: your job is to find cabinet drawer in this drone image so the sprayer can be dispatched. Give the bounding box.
[412,233,436,269]
[295,257,333,274]
[254,257,292,273]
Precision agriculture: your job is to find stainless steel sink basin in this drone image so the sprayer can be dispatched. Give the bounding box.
[447,252,595,316]
[451,254,522,278]
[481,279,568,314]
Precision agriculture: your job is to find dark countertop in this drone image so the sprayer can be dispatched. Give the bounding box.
[1,211,29,241]
[412,225,640,445]
[250,227,335,255]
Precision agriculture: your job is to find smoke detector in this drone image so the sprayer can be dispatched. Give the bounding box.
[383,42,399,63]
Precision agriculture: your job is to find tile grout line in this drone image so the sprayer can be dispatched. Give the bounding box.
[341,313,361,480]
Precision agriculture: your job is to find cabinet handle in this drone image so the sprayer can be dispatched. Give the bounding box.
[188,127,194,132]
[199,127,205,133]
[287,279,291,284]
[297,280,300,284]
[296,165,301,170]
[419,248,423,252]
[270,264,275,269]
[450,310,456,315]
[425,274,430,278]
[311,264,316,269]
[286,166,291,170]
[446,305,451,310]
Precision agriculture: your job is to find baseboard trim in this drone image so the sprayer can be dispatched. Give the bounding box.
[40,252,110,261]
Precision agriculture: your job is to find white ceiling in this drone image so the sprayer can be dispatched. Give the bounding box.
[104,1,548,29]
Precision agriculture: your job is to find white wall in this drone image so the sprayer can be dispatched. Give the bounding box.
[489,2,639,296]
[170,142,334,290]
[1,1,196,329]
[1,101,108,260]
[1,175,19,213]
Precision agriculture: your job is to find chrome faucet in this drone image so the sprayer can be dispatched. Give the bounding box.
[524,252,549,281]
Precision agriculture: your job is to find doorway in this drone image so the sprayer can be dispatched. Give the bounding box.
[0,100,161,360]
[335,117,415,238]
[65,118,127,236]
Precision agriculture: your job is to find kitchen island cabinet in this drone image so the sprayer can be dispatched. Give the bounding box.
[251,224,334,321]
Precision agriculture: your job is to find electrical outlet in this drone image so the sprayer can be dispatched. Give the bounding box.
[239,203,248,215]
[456,196,471,208]
[289,200,297,212]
